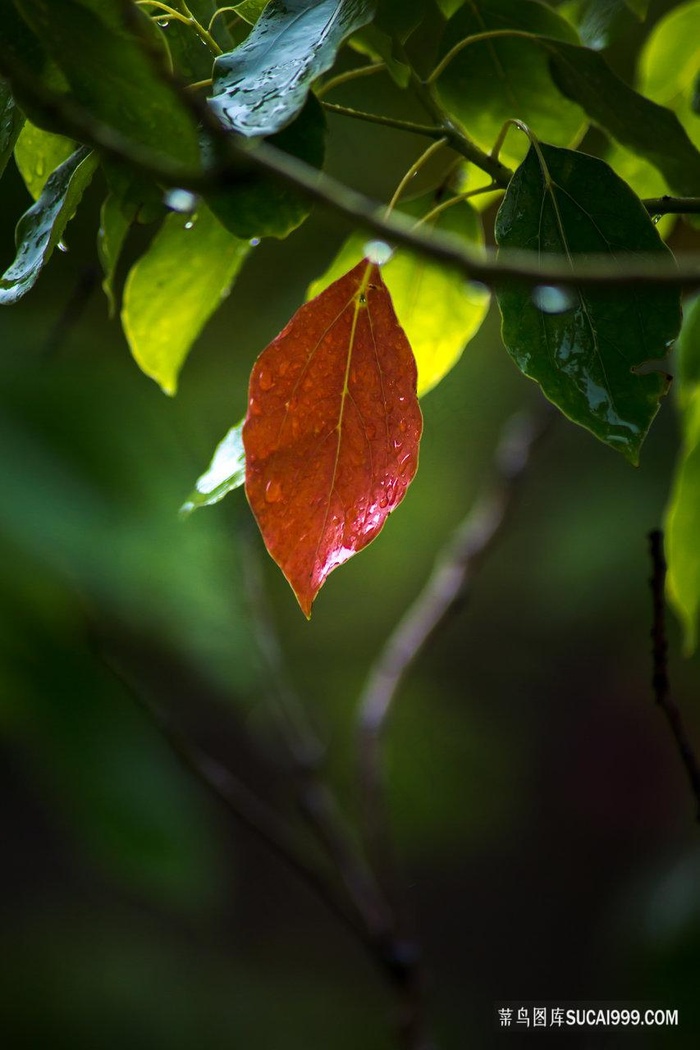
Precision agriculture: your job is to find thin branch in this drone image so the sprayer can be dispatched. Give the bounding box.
[643,196,700,216]
[321,101,445,139]
[3,54,700,289]
[357,408,553,881]
[316,61,386,99]
[648,530,700,823]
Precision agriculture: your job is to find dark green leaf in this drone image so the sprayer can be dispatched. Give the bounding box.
[436,0,585,167]
[495,143,680,463]
[13,0,201,166]
[350,26,410,87]
[166,0,239,81]
[545,38,700,197]
[559,0,631,49]
[97,193,131,317]
[122,203,249,394]
[206,95,326,239]
[102,158,167,227]
[374,0,430,41]
[14,120,75,199]
[0,147,97,305]
[623,0,648,17]
[0,76,24,180]
[180,422,246,516]
[210,0,375,136]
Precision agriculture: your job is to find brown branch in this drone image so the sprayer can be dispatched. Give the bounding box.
[648,530,700,823]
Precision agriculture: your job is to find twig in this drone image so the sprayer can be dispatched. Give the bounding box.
[316,61,386,99]
[648,530,700,822]
[643,196,700,216]
[321,101,445,139]
[357,408,553,884]
[2,53,700,290]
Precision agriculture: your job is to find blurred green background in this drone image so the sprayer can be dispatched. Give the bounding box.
[2,4,700,1046]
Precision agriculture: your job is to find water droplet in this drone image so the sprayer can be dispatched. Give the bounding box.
[184,215,197,230]
[532,285,576,314]
[57,240,69,253]
[363,240,394,265]
[157,19,170,27]
[163,188,198,213]
[249,237,261,247]
[265,479,282,503]
[652,214,661,225]
[258,370,274,391]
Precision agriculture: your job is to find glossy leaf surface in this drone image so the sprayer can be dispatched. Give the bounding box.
[14,0,200,166]
[244,261,422,616]
[545,37,700,197]
[666,296,700,651]
[308,195,490,397]
[14,121,74,200]
[206,97,326,240]
[210,0,375,136]
[495,144,680,463]
[122,204,249,395]
[0,147,97,305]
[0,77,23,181]
[436,0,585,168]
[181,422,246,516]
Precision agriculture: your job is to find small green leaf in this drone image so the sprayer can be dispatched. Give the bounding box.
[13,0,201,167]
[436,0,586,168]
[180,422,246,516]
[210,0,375,136]
[206,96,326,240]
[495,143,680,463]
[350,26,410,87]
[0,77,24,181]
[308,194,490,397]
[0,147,97,305]
[97,193,131,318]
[122,204,249,395]
[545,38,700,197]
[14,121,75,200]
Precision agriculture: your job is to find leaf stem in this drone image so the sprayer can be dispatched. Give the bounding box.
[426,28,540,85]
[208,5,242,34]
[320,101,445,139]
[413,183,500,227]
[136,0,191,26]
[172,0,223,54]
[385,137,449,217]
[316,61,386,99]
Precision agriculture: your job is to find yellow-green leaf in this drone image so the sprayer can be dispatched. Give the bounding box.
[14,120,74,199]
[307,196,490,397]
[122,204,249,395]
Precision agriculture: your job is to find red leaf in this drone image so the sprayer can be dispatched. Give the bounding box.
[243,259,423,617]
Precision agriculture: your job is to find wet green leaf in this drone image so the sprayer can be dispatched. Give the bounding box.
[122,204,249,394]
[495,143,680,463]
[14,120,75,200]
[97,193,131,317]
[666,297,700,651]
[0,147,97,305]
[545,37,700,197]
[436,0,586,168]
[181,422,246,516]
[308,194,490,397]
[14,0,200,166]
[0,77,24,180]
[206,96,326,240]
[210,0,375,136]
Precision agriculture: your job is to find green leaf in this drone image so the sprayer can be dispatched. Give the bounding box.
[374,0,430,41]
[102,158,167,227]
[14,120,75,200]
[234,0,269,24]
[210,0,375,136]
[205,95,326,239]
[558,0,632,49]
[350,26,410,87]
[674,294,700,414]
[623,0,648,18]
[494,143,680,463]
[308,194,490,397]
[435,0,586,168]
[122,203,249,395]
[0,147,97,305]
[637,1,700,150]
[545,38,700,197]
[97,193,131,318]
[0,77,24,180]
[167,0,239,81]
[13,0,201,167]
[180,422,246,516]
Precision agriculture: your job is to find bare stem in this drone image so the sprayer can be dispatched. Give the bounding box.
[648,530,700,823]
[321,101,444,139]
[317,61,386,99]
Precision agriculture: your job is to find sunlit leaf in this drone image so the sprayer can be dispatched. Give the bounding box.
[545,37,700,197]
[210,0,375,136]
[13,0,200,166]
[0,147,97,305]
[243,260,422,616]
[495,143,680,463]
[14,120,74,200]
[307,194,490,397]
[638,1,700,150]
[97,193,131,317]
[234,0,270,24]
[0,77,24,181]
[436,0,586,168]
[181,422,246,516]
[122,204,249,395]
[206,96,326,240]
